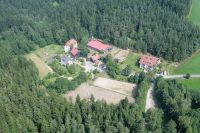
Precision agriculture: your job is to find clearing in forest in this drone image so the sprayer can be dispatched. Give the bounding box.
[171,51,200,74]
[65,77,137,104]
[189,0,200,26]
[26,53,53,78]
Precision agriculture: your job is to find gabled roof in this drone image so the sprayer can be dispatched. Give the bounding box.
[91,54,101,62]
[71,48,78,57]
[65,38,77,47]
[88,39,112,51]
[139,55,160,67]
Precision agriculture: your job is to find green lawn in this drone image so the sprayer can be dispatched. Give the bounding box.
[178,78,200,92]
[34,44,63,63]
[121,52,141,72]
[171,51,200,74]
[189,0,200,26]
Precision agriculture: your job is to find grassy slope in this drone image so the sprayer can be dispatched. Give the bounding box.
[189,0,200,26]
[34,44,63,63]
[26,53,52,78]
[26,44,63,78]
[178,78,200,92]
[121,52,141,72]
[172,51,200,74]
[175,1,200,92]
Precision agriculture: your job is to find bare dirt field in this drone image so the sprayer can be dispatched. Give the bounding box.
[110,47,129,63]
[65,77,137,104]
[92,77,137,96]
[26,53,53,78]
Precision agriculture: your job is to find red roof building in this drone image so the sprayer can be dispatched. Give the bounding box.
[71,48,79,57]
[91,54,101,62]
[88,39,112,52]
[94,60,102,66]
[65,38,78,48]
[139,55,160,71]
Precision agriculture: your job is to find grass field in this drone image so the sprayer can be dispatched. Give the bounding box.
[26,44,63,78]
[178,78,200,92]
[189,0,200,26]
[121,52,141,72]
[34,44,63,63]
[26,53,53,78]
[171,51,200,74]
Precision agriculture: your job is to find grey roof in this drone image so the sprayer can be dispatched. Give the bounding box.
[61,56,72,65]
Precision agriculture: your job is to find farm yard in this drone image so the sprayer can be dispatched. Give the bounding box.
[178,78,200,92]
[171,51,200,74]
[189,0,200,26]
[65,77,137,104]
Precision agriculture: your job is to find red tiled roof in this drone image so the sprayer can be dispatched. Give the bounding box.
[95,60,101,65]
[91,54,101,62]
[65,38,77,47]
[88,39,112,51]
[71,48,78,57]
[139,55,160,67]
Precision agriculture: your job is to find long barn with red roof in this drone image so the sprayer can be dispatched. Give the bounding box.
[88,39,112,52]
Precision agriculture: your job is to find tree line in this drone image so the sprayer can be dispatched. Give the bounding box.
[0,0,200,61]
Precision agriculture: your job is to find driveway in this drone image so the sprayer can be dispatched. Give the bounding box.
[145,82,157,112]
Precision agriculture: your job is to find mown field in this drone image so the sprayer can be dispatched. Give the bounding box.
[34,44,63,63]
[189,0,200,26]
[26,53,52,78]
[171,51,200,74]
[178,78,200,92]
[26,44,63,78]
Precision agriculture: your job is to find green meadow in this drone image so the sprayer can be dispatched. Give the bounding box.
[121,52,141,72]
[189,0,200,26]
[172,51,200,74]
[178,78,200,92]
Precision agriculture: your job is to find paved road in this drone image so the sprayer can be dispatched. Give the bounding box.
[163,75,200,79]
[145,74,200,112]
[145,82,157,112]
